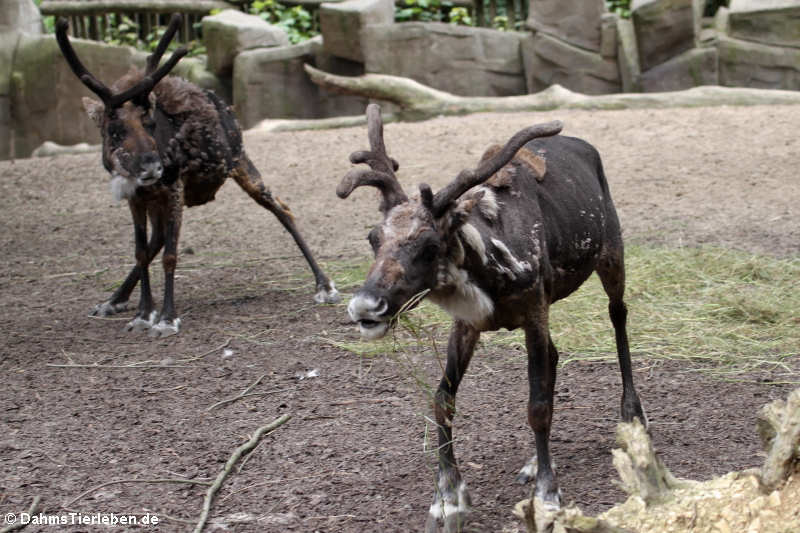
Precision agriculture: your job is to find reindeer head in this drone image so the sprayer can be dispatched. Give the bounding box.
[340,104,562,339]
[56,16,187,200]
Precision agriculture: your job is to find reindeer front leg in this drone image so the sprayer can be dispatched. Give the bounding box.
[519,308,562,509]
[91,223,164,318]
[125,200,159,333]
[426,321,479,533]
[149,189,182,338]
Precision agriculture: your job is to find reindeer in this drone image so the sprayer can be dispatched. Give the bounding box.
[340,104,647,532]
[55,15,339,338]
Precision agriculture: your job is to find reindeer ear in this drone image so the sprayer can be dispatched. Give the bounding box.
[82,97,104,127]
[443,190,484,232]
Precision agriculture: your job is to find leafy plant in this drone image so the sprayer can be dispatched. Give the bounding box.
[448,7,472,26]
[395,0,478,26]
[249,0,318,44]
[103,15,142,48]
[606,0,631,18]
[492,15,509,31]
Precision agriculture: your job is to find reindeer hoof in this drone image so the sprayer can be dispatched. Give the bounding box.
[125,310,158,333]
[314,281,341,304]
[149,318,181,338]
[426,480,471,533]
[91,301,128,317]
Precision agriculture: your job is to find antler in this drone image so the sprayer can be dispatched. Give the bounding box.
[55,15,188,109]
[337,104,408,213]
[145,13,183,75]
[431,120,564,217]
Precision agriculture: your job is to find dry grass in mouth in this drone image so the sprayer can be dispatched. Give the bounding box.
[321,245,800,383]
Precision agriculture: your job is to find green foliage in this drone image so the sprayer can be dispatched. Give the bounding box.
[448,7,472,26]
[100,16,205,56]
[32,0,56,32]
[491,15,509,31]
[606,0,631,19]
[249,0,318,44]
[103,15,142,48]
[396,0,456,23]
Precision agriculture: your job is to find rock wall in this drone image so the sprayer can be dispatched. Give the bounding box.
[362,22,527,97]
[4,0,800,160]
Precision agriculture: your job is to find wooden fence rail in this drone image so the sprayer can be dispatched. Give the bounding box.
[39,0,242,42]
[38,0,528,44]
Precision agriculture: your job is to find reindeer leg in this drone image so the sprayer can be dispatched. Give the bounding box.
[518,314,561,509]
[149,188,182,338]
[124,200,159,333]
[425,321,479,533]
[91,221,164,318]
[231,159,340,304]
[596,248,647,425]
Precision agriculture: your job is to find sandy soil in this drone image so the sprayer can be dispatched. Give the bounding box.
[1,104,798,532]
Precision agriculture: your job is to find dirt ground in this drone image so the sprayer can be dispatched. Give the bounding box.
[1,104,799,533]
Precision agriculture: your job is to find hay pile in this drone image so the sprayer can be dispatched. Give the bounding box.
[516,388,800,533]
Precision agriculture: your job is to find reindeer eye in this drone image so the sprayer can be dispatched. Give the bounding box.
[107,123,125,141]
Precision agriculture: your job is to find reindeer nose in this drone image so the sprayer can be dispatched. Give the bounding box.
[347,293,389,323]
[139,152,163,180]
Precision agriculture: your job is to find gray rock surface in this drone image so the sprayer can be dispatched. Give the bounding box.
[362,22,527,97]
[0,0,42,35]
[233,37,365,128]
[319,0,394,62]
[718,34,800,89]
[632,0,696,71]
[728,0,800,48]
[522,31,621,94]
[616,16,642,92]
[526,0,606,53]
[202,9,289,76]
[640,46,718,92]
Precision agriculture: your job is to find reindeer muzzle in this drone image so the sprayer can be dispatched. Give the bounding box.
[347,293,391,340]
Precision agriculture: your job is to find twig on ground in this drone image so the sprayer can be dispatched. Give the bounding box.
[177,339,231,364]
[193,415,292,533]
[0,496,40,533]
[62,478,212,509]
[206,374,266,411]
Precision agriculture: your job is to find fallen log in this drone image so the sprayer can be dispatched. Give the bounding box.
[304,64,800,122]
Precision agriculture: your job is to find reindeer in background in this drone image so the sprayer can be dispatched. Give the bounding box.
[340,104,647,532]
[56,15,339,338]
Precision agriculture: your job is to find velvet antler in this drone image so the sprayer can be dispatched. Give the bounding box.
[55,15,188,109]
[337,104,408,213]
[431,120,564,217]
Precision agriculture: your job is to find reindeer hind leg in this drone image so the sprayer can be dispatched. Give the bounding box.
[231,158,339,304]
[596,244,647,426]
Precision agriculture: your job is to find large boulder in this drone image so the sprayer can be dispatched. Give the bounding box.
[0,0,42,35]
[632,0,696,71]
[361,22,527,97]
[522,32,621,94]
[717,34,800,89]
[233,37,365,128]
[9,34,136,158]
[526,0,606,53]
[319,0,394,62]
[202,9,289,76]
[728,0,800,49]
[639,46,719,92]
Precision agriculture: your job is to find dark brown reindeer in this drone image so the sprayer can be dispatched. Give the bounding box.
[56,15,339,338]
[340,104,647,532]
